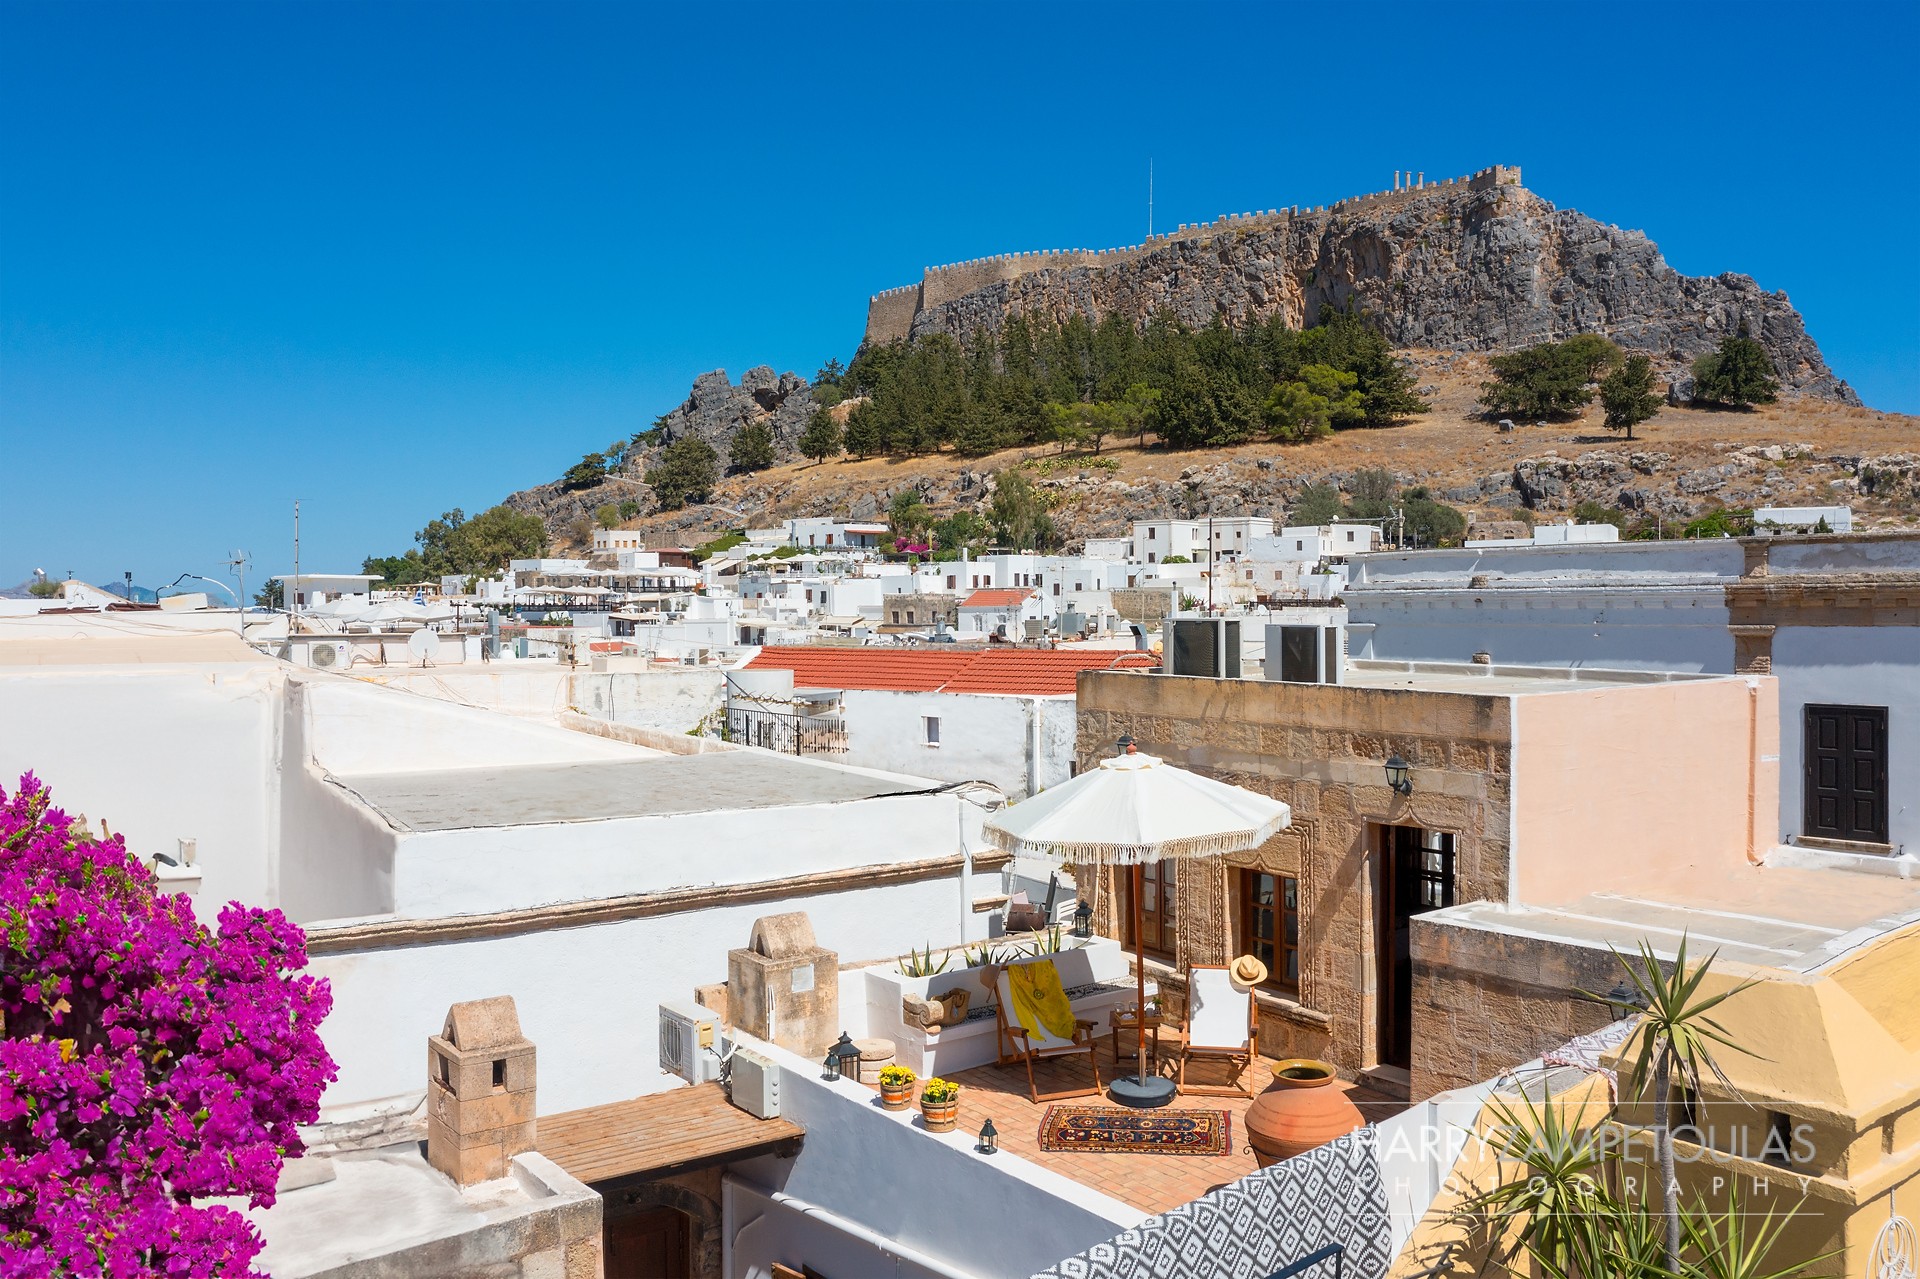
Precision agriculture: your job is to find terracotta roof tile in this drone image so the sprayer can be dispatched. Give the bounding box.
[939,651,1156,695]
[958,588,1035,608]
[744,646,1155,697]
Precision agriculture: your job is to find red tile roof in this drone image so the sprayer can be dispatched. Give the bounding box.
[958,588,1035,609]
[745,646,1156,697]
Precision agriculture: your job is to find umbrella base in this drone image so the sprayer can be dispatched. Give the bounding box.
[1109,1074,1176,1109]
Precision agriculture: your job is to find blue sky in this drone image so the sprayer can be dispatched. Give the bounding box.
[3,1,1916,591]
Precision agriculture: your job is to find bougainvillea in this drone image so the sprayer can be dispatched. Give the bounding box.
[0,773,336,1277]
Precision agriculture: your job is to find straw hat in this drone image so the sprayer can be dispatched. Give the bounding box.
[1230,954,1269,991]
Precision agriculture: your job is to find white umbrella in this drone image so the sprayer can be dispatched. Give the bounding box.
[982,739,1291,1107]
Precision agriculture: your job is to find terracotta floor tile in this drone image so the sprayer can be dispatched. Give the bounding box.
[862,1040,1407,1216]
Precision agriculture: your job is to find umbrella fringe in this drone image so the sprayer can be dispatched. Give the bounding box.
[981,821,1288,864]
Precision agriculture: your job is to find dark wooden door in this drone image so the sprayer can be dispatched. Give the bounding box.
[1378,826,1454,1070]
[605,1207,691,1279]
[1805,705,1889,844]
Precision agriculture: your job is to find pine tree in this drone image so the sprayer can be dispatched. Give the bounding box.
[729,422,775,473]
[798,407,843,464]
[1599,354,1664,440]
[1690,332,1779,408]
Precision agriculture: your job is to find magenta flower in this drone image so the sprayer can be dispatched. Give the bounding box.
[0,773,337,1277]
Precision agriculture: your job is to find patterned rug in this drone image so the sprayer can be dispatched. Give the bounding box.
[1038,1106,1231,1157]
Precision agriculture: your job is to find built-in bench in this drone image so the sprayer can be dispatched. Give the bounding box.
[862,938,1155,1077]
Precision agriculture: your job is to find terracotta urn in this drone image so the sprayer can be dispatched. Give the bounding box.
[1244,1058,1364,1168]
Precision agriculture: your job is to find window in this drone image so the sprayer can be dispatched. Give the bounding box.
[1149,528,1158,540]
[924,716,941,746]
[1241,871,1299,992]
[1121,861,1177,961]
[945,575,956,590]
[1804,705,1888,843]
[1052,582,1060,596]
[906,610,916,624]
[891,610,901,624]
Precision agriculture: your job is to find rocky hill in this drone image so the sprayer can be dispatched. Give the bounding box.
[522,353,1915,554]
[866,165,1853,404]
[499,164,1894,542]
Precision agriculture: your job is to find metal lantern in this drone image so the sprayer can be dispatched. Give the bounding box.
[1072,899,1094,940]
[1384,754,1413,796]
[1603,981,1646,1020]
[976,1118,999,1155]
[824,1031,860,1082]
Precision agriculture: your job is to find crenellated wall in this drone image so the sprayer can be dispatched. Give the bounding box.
[862,166,1524,345]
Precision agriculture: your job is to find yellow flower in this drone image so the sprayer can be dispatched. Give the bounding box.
[56,1039,77,1064]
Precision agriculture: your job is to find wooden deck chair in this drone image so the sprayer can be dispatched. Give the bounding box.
[993,958,1101,1102]
[1176,964,1257,1098]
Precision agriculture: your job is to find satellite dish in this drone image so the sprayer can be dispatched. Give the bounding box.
[407,629,442,666]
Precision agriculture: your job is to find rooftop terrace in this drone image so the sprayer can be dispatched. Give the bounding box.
[330,753,939,832]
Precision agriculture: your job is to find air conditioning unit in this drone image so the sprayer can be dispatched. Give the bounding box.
[308,641,351,671]
[1167,618,1241,678]
[728,1046,781,1119]
[659,999,722,1084]
[1265,623,1345,685]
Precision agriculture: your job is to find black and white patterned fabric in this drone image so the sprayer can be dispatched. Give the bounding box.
[1033,1127,1392,1279]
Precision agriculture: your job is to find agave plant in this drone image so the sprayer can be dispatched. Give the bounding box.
[896,943,952,978]
[962,942,1011,969]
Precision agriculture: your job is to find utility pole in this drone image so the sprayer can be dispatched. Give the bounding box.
[1148,158,1154,239]
[292,499,302,633]
[1206,513,1214,613]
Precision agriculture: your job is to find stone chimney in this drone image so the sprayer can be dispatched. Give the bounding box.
[426,996,537,1186]
[727,912,839,1057]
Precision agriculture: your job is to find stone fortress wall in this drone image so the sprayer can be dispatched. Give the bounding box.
[863,166,1524,345]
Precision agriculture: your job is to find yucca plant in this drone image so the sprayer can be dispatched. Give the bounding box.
[1452,1082,1615,1274]
[1598,934,1762,1272]
[1683,1181,1833,1279]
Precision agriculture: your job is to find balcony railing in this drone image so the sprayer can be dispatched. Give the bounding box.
[727,706,848,756]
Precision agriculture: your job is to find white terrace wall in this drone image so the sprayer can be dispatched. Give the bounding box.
[300,674,641,774]
[307,864,995,1116]
[383,789,969,919]
[276,678,399,925]
[0,654,283,909]
[725,1037,1140,1279]
[836,689,1078,800]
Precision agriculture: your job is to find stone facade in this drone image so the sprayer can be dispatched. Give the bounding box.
[1075,672,1514,1079]
[1406,919,1621,1098]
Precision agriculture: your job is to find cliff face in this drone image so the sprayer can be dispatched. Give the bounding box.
[871,169,1856,403]
[651,366,816,457]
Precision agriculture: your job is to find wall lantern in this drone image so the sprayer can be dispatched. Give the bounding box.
[1602,981,1648,1020]
[977,1118,999,1155]
[1384,754,1413,797]
[823,1032,860,1082]
[1072,900,1094,940]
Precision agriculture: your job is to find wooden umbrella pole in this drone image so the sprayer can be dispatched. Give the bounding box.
[1133,862,1148,1085]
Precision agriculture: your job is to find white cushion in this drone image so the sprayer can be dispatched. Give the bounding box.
[1187,968,1251,1049]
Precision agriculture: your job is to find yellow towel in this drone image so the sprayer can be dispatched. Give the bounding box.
[1007,959,1076,1042]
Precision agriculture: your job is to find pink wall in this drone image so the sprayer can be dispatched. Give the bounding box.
[1513,678,1779,906]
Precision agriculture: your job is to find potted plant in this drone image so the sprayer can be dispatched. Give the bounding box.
[919,1077,961,1132]
[878,1064,916,1111]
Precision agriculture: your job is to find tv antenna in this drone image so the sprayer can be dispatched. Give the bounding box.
[225,549,251,633]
